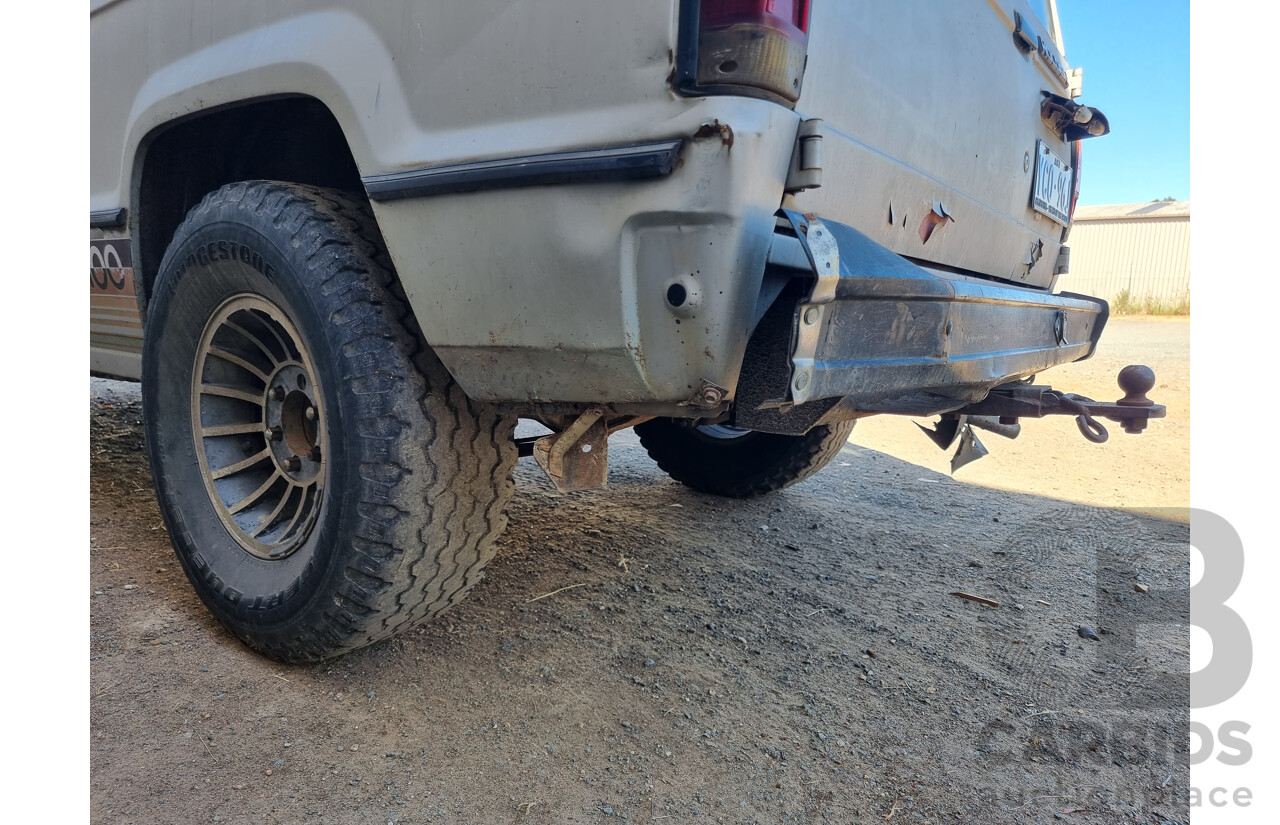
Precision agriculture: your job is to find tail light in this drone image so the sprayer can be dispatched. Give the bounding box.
[675,0,812,105]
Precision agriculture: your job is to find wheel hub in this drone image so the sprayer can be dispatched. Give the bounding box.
[264,363,322,484]
[190,295,327,560]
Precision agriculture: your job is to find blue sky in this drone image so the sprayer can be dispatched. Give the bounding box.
[1056,1,1190,205]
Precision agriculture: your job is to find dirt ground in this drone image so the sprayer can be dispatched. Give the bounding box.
[90,319,1190,825]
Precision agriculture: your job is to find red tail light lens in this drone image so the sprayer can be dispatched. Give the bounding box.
[677,0,812,105]
[701,0,810,29]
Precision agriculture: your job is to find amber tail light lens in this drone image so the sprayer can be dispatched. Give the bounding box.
[676,0,811,106]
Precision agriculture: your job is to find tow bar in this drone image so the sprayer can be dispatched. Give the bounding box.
[918,365,1166,472]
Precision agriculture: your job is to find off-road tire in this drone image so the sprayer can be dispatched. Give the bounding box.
[142,181,516,663]
[635,419,856,498]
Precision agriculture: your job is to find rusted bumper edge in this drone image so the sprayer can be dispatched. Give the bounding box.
[741,211,1108,422]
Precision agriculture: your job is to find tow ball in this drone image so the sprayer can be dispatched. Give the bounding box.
[918,365,1166,472]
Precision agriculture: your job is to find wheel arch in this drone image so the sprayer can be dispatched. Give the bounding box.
[132,95,365,317]
[110,10,419,316]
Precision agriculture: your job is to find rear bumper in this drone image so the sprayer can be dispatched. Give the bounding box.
[735,211,1107,430]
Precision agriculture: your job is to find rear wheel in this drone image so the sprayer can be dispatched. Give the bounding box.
[142,181,516,662]
[634,418,856,498]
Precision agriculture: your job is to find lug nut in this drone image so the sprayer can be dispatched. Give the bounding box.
[266,426,283,442]
[305,406,317,422]
[271,386,287,401]
[283,456,301,472]
[309,446,322,462]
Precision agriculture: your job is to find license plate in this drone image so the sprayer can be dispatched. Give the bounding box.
[1031,139,1072,225]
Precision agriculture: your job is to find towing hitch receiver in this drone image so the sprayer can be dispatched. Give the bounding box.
[923,365,1165,471]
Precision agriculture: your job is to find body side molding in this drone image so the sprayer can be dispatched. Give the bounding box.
[363,140,684,201]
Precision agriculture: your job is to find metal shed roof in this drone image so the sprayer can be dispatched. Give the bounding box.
[1073,201,1190,221]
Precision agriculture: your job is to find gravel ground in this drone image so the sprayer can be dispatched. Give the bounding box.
[89,319,1190,825]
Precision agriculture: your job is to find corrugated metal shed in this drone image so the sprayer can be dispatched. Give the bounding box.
[1055,201,1190,307]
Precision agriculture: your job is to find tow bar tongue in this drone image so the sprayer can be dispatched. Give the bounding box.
[920,365,1166,472]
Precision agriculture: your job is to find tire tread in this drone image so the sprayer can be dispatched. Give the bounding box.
[156,181,516,662]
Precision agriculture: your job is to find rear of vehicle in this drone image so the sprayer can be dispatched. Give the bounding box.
[681,0,1108,425]
[632,0,1137,493]
[365,0,1106,421]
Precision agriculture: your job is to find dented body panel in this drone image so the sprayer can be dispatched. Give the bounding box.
[791,0,1074,290]
[373,99,798,404]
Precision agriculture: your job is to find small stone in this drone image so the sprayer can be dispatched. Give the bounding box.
[337,746,344,752]
[1077,626,1101,642]
[1134,583,1150,593]
[283,742,291,748]
[123,584,136,590]
[265,769,272,776]
[644,659,655,668]
[94,590,103,596]
[351,745,358,751]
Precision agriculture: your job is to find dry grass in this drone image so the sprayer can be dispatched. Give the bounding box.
[1112,288,1190,316]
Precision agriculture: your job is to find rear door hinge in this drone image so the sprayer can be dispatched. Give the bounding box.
[784,119,824,193]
